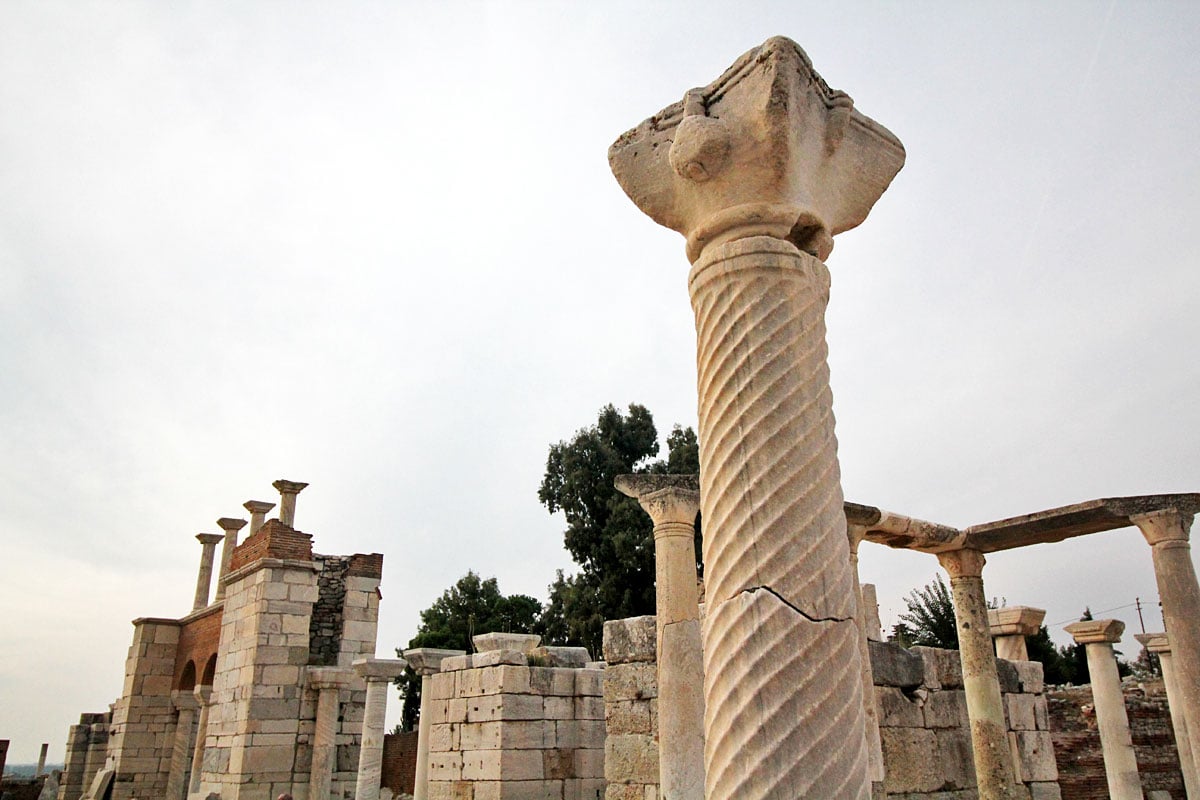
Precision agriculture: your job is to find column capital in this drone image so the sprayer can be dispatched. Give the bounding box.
[215,518,247,534]
[615,474,700,529]
[473,632,541,654]
[937,547,986,579]
[609,36,904,264]
[987,606,1045,638]
[1065,618,1125,645]
[307,666,355,691]
[403,648,467,677]
[193,685,213,705]
[196,532,224,546]
[171,690,199,711]
[243,500,276,515]
[1132,509,1193,546]
[1135,632,1170,655]
[353,656,408,682]
[273,479,310,495]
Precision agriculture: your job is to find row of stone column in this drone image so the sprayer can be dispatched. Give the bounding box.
[188,480,312,611]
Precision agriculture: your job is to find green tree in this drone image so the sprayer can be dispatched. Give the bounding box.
[537,404,700,655]
[1025,625,1074,685]
[395,571,541,730]
[892,575,959,649]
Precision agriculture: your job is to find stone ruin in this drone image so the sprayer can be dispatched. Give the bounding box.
[45,33,1200,800]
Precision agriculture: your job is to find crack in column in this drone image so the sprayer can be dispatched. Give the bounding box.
[740,585,853,624]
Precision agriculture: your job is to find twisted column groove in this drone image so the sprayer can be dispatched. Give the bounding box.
[691,236,868,799]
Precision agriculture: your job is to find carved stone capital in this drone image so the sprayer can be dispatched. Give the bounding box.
[1135,632,1170,655]
[193,684,213,705]
[215,518,247,534]
[937,547,986,579]
[1065,618,1125,645]
[987,606,1045,637]
[403,648,467,676]
[243,500,275,515]
[615,474,700,530]
[353,656,408,682]
[307,666,355,691]
[1132,509,1193,546]
[609,36,904,264]
[196,533,224,546]
[272,480,309,495]
[171,690,198,711]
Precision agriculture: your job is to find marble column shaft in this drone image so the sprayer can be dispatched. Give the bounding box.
[1133,510,1200,778]
[192,533,223,611]
[353,658,408,800]
[405,649,463,800]
[166,691,198,800]
[189,686,212,795]
[938,548,1020,800]
[214,517,247,602]
[310,685,340,800]
[273,479,308,527]
[1066,620,1142,800]
[244,499,275,536]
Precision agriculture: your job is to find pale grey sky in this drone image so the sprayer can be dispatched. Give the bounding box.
[2,1,1198,763]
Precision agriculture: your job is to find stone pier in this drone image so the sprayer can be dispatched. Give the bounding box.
[1132,509,1200,778]
[615,474,705,800]
[403,647,464,800]
[213,517,246,601]
[937,548,1020,800]
[1065,619,1142,800]
[1136,632,1198,797]
[987,606,1045,662]
[165,690,197,800]
[192,533,223,610]
[609,36,904,799]
[354,657,409,800]
[308,666,355,800]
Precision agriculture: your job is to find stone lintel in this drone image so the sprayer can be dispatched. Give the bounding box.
[307,666,356,691]
[272,479,309,494]
[1065,618,1125,645]
[472,632,540,654]
[846,501,964,553]
[353,657,408,682]
[403,648,466,676]
[964,494,1200,553]
[243,500,276,514]
[215,518,247,533]
[1135,632,1170,654]
[987,606,1046,637]
[131,617,182,628]
[609,36,904,264]
[196,533,224,546]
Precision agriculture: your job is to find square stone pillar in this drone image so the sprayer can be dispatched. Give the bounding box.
[1065,619,1143,800]
[987,606,1045,662]
[609,36,904,799]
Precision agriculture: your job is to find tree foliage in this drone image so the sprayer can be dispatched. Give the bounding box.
[537,404,700,656]
[395,571,541,731]
[892,575,959,650]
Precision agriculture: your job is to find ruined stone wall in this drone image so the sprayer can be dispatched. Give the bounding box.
[600,617,657,800]
[57,711,110,800]
[423,649,606,799]
[173,603,223,689]
[309,555,350,666]
[1048,681,1185,800]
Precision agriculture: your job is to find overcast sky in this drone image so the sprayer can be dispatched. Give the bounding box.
[2,1,1198,763]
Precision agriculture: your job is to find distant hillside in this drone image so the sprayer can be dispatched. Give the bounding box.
[3,763,64,778]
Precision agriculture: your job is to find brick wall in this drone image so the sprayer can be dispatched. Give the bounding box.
[1049,681,1185,799]
[173,604,223,690]
[228,519,314,571]
[347,552,384,579]
[382,731,419,795]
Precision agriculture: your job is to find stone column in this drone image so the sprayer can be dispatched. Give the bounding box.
[987,606,1045,662]
[213,517,247,601]
[243,499,275,535]
[165,690,198,800]
[308,667,352,800]
[35,742,47,777]
[192,533,224,611]
[937,548,1020,800]
[608,36,905,800]
[615,474,705,800]
[273,479,308,527]
[1132,509,1200,777]
[352,658,408,800]
[847,524,886,784]
[1065,619,1143,800]
[1136,633,1197,797]
[188,685,212,795]
[404,648,465,800]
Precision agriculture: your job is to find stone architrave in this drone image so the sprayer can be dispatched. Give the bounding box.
[353,658,408,800]
[1132,509,1200,777]
[189,685,213,795]
[273,479,309,527]
[214,517,247,601]
[615,474,705,800]
[404,648,466,800]
[609,36,904,799]
[1136,633,1197,797]
[937,548,1021,800]
[1065,619,1143,800]
[243,499,275,536]
[166,690,198,800]
[193,533,224,611]
[987,606,1045,662]
[307,667,354,800]
[847,524,886,784]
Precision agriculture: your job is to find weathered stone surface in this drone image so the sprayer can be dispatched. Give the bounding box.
[602,617,656,665]
[879,729,942,794]
[473,633,541,655]
[869,641,925,689]
[910,647,961,690]
[875,687,923,728]
[529,647,591,669]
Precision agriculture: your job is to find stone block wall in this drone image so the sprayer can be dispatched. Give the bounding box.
[1048,681,1184,800]
[106,618,181,800]
[423,650,606,799]
[600,616,658,800]
[57,711,110,800]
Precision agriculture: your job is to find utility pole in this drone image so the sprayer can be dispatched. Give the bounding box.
[1135,597,1146,634]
